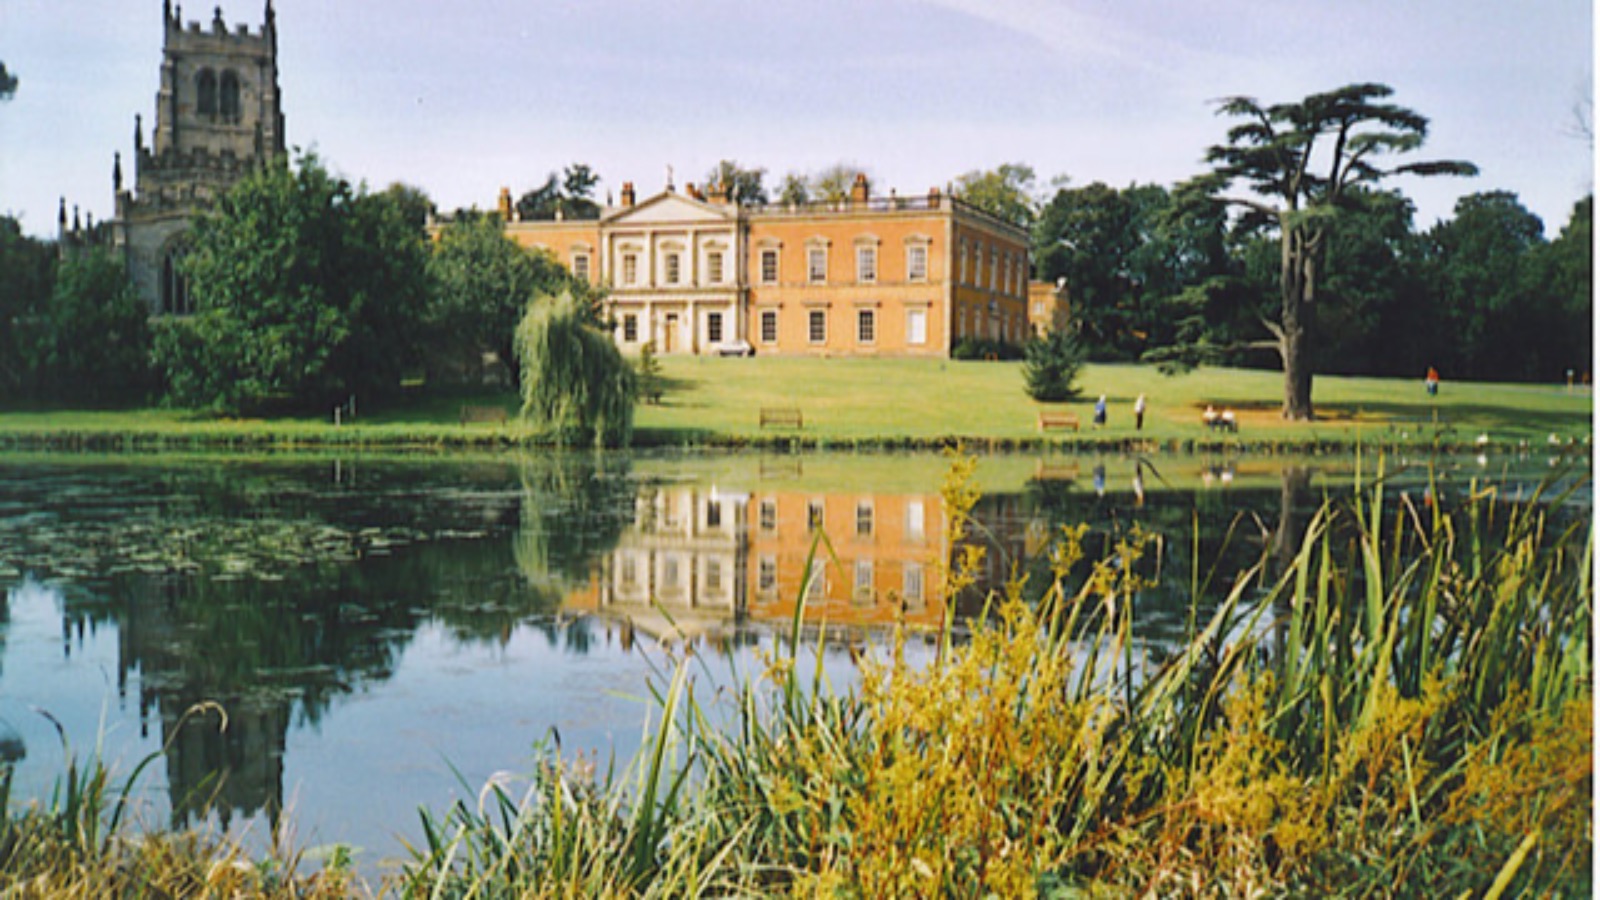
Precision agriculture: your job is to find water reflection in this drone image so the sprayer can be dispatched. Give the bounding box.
[0,451,1583,857]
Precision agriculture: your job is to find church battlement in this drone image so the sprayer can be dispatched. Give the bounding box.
[164,1,276,48]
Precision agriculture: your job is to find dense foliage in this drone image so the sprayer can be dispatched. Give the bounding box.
[514,288,635,447]
[29,248,152,402]
[425,215,570,384]
[153,153,429,414]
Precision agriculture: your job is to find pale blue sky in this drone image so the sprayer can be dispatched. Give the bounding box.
[1,0,1592,238]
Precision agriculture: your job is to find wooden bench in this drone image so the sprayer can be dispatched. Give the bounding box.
[1036,411,1080,432]
[459,405,509,425]
[759,407,803,429]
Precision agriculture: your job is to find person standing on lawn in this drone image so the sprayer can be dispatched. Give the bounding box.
[1134,393,1146,430]
[1426,366,1439,397]
[1094,395,1107,428]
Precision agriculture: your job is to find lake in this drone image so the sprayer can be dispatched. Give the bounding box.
[0,449,1585,869]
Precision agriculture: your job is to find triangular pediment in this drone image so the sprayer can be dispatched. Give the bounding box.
[603,191,737,226]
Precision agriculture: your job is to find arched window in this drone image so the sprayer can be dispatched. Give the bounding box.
[162,250,191,315]
[196,69,217,118]
[220,70,241,123]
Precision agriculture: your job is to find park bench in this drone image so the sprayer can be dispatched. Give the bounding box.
[459,405,509,425]
[1036,410,1080,432]
[759,406,803,429]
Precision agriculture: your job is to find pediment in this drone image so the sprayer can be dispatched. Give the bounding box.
[604,191,736,225]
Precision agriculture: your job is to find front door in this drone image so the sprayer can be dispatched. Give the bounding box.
[663,313,678,353]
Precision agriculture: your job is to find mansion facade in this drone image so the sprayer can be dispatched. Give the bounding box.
[496,175,1033,357]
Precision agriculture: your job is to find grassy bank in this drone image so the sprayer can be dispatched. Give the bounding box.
[0,359,1590,452]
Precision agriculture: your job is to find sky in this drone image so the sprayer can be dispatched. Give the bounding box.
[1,0,1592,239]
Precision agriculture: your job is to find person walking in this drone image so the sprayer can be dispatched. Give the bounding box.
[1094,395,1107,428]
[1134,393,1146,430]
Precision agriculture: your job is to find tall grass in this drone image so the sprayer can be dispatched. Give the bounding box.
[403,454,1590,897]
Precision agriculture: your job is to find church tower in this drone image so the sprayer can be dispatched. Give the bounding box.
[111,1,287,314]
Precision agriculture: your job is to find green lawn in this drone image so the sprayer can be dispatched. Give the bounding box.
[637,357,1592,447]
[0,359,1588,450]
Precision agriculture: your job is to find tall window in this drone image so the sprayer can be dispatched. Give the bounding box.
[707,251,724,284]
[906,308,927,345]
[161,250,191,315]
[622,253,638,285]
[857,309,875,344]
[907,245,928,282]
[856,246,877,283]
[706,559,723,593]
[855,501,874,536]
[807,247,827,283]
[973,244,982,286]
[707,311,724,344]
[572,253,590,282]
[903,563,925,604]
[760,249,779,284]
[759,556,777,594]
[989,249,998,290]
[760,309,778,344]
[907,499,925,540]
[623,314,638,343]
[807,500,825,531]
[196,69,218,118]
[808,309,827,344]
[706,499,722,528]
[959,241,969,284]
[759,499,777,533]
[854,560,874,602]
[665,252,682,285]
[219,70,241,123]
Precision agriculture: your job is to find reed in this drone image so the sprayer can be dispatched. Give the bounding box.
[404,454,1590,896]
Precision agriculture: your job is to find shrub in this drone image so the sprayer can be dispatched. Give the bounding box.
[1022,328,1087,401]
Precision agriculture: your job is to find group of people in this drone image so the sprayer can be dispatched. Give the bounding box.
[1092,393,1148,430]
[1201,405,1238,432]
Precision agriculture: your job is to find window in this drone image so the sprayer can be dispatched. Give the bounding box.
[906,308,927,345]
[706,559,723,592]
[623,314,638,343]
[219,71,241,123]
[161,250,190,315]
[759,556,777,594]
[706,500,722,529]
[572,253,590,282]
[707,311,724,344]
[807,500,825,531]
[854,560,874,602]
[959,241,969,284]
[973,245,982,286]
[856,245,877,283]
[196,69,217,118]
[759,499,777,533]
[760,310,778,344]
[989,249,998,290]
[760,249,779,284]
[907,499,925,540]
[1003,256,1012,295]
[907,245,928,282]
[808,247,827,282]
[857,309,875,344]
[707,251,724,284]
[621,556,637,587]
[808,310,827,344]
[903,563,925,604]
[855,501,874,536]
[665,252,682,285]
[622,253,638,285]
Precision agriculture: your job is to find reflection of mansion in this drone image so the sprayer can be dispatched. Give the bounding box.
[493,175,1035,357]
[566,483,985,633]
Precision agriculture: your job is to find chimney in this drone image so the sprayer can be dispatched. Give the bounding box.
[850,173,870,205]
[497,187,513,221]
[708,180,729,205]
[685,182,706,201]
[928,185,942,207]
[621,182,636,208]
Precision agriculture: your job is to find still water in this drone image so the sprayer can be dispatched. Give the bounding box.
[0,449,1583,867]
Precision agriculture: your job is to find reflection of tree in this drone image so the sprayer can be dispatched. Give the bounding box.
[512,453,635,591]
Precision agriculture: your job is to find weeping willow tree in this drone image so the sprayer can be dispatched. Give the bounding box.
[514,289,636,446]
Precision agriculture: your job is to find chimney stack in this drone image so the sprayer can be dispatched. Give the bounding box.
[621,182,636,207]
[497,187,513,221]
[850,173,870,205]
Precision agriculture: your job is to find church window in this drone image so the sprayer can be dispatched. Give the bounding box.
[220,70,242,123]
[196,69,218,118]
[162,250,191,315]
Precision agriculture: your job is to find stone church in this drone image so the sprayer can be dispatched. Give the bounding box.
[108,1,286,314]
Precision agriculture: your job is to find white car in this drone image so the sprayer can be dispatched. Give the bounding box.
[714,340,754,357]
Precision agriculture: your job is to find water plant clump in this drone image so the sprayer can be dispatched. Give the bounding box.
[402,456,1591,896]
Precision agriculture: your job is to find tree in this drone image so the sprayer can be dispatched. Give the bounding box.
[426,215,570,383]
[155,152,430,413]
[811,163,865,203]
[705,160,769,204]
[1021,328,1087,402]
[777,172,811,206]
[0,62,16,100]
[33,248,152,402]
[1529,196,1594,380]
[380,182,436,232]
[0,215,54,392]
[517,164,602,220]
[1177,83,1475,419]
[954,163,1038,228]
[515,289,635,447]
